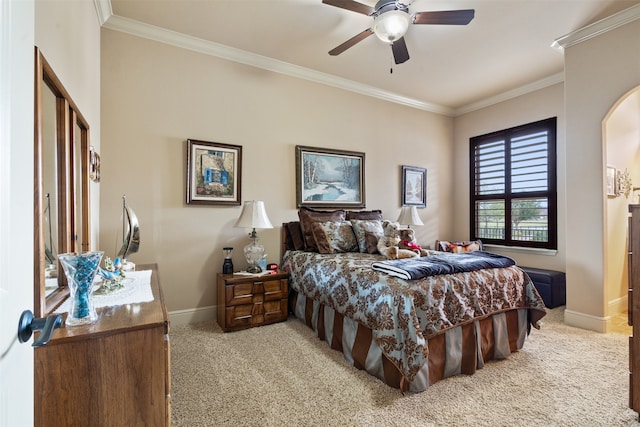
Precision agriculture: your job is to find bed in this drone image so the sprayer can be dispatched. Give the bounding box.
[280,209,547,392]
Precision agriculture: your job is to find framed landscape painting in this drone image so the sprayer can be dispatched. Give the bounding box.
[186,139,242,205]
[401,165,426,207]
[295,145,365,208]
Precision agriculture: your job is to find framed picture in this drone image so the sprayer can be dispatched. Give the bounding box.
[186,139,242,205]
[606,165,617,198]
[89,146,100,183]
[401,165,426,207]
[295,145,365,208]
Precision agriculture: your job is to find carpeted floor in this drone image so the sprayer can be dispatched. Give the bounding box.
[170,308,640,426]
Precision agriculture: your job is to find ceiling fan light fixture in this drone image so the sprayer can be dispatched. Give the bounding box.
[373,10,410,43]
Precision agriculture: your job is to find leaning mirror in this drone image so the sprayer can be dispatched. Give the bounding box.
[34,48,91,317]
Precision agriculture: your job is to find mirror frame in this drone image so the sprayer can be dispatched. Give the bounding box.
[34,47,91,317]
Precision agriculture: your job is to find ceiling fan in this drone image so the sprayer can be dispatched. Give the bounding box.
[323,0,474,65]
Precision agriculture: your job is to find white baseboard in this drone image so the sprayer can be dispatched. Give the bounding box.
[169,305,217,327]
[563,294,627,333]
[564,309,609,333]
[608,295,628,316]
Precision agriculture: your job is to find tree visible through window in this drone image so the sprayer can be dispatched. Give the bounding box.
[470,117,557,249]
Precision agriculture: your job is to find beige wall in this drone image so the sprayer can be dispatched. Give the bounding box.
[99,29,454,314]
[564,19,640,330]
[35,0,102,247]
[452,83,566,271]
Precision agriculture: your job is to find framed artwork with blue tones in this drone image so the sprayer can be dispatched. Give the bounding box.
[296,145,365,208]
[186,139,242,205]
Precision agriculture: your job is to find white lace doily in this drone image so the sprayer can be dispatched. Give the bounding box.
[55,269,154,314]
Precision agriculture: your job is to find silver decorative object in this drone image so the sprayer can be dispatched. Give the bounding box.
[617,169,633,198]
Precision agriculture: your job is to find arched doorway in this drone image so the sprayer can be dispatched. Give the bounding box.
[603,85,640,324]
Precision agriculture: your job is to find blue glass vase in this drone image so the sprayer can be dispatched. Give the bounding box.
[58,251,104,326]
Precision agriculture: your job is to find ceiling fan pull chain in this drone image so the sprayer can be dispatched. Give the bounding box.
[390,49,394,74]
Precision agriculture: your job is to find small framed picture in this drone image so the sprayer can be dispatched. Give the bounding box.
[89,146,100,183]
[186,139,242,205]
[606,166,617,198]
[402,165,426,207]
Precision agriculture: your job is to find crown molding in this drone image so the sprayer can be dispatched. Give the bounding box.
[101,13,455,116]
[453,72,565,117]
[552,3,640,50]
[94,0,112,26]
[101,1,639,118]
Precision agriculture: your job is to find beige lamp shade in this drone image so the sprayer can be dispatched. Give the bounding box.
[397,206,424,227]
[234,201,273,230]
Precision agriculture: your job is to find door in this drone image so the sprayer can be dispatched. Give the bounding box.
[0,0,35,425]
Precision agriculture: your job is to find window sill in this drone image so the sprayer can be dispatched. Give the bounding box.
[484,244,558,256]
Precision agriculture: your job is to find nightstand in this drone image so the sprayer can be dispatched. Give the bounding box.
[216,271,289,332]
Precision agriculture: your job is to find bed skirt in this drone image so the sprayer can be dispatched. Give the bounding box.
[291,290,530,393]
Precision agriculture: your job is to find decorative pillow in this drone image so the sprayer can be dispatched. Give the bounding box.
[346,210,383,221]
[298,207,346,252]
[350,219,384,253]
[311,221,358,254]
[285,222,305,251]
[435,240,484,253]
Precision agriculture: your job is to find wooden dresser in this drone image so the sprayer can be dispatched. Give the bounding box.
[629,205,640,418]
[217,271,288,332]
[34,264,170,426]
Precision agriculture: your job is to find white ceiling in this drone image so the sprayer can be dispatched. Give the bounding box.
[104,0,640,115]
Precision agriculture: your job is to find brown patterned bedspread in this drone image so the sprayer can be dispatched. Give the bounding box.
[282,250,546,382]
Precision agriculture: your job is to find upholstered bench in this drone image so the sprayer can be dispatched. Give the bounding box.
[520,266,566,308]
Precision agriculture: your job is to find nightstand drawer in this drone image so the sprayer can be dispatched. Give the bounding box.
[263,278,288,301]
[224,278,287,306]
[225,304,264,329]
[264,299,287,322]
[224,299,287,329]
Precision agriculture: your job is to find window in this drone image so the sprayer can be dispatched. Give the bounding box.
[470,117,557,249]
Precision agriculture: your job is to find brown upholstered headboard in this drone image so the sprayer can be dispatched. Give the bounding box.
[280,221,303,263]
[280,221,304,255]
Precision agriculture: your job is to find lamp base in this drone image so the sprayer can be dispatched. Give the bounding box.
[246,264,262,274]
[244,237,265,274]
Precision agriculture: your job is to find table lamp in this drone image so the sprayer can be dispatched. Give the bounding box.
[397,206,424,230]
[234,200,273,273]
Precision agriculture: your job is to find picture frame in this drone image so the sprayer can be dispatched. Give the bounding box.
[295,145,365,208]
[186,139,242,205]
[606,165,618,198]
[89,146,100,183]
[401,165,427,207]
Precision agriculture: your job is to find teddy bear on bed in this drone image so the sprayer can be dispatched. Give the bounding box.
[397,227,430,257]
[377,220,420,260]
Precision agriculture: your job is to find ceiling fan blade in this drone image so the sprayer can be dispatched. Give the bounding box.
[391,37,410,64]
[329,28,374,56]
[322,0,373,16]
[412,9,475,25]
